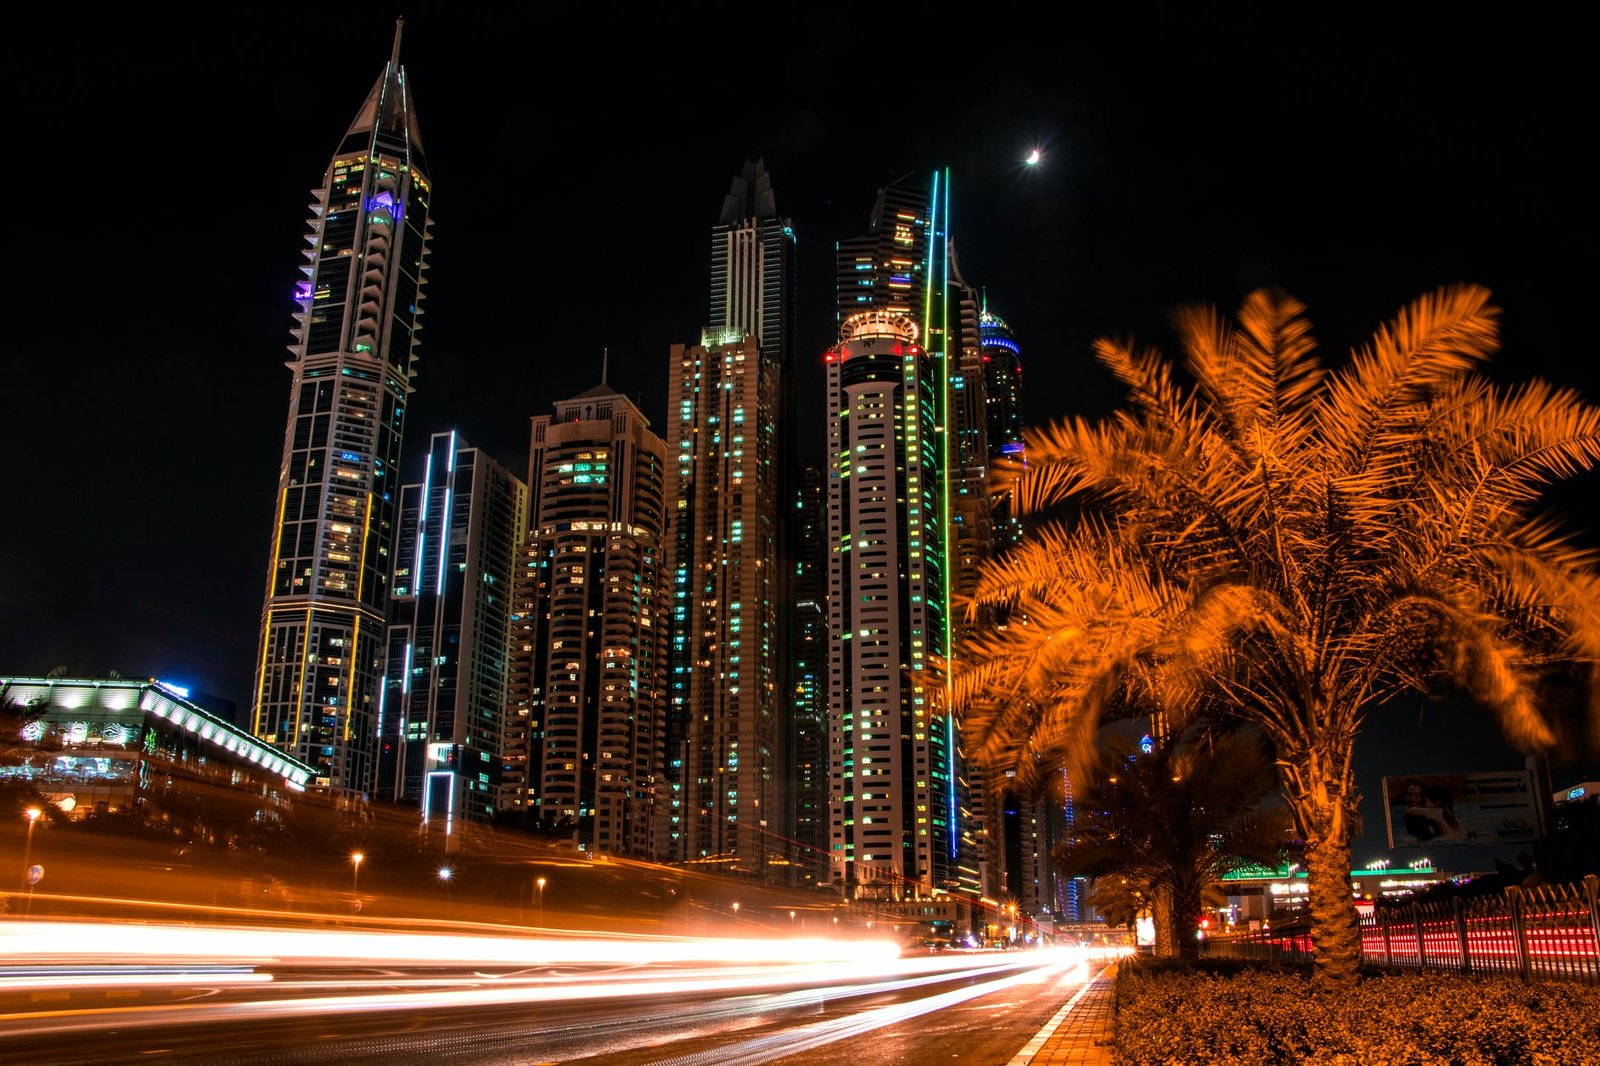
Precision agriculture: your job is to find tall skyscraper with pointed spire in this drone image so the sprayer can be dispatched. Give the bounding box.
[250,22,432,794]
[665,161,796,875]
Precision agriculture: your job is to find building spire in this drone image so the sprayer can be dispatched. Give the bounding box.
[391,16,404,68]
[602,347,609,385]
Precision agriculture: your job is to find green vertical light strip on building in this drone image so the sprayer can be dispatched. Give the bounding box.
[939,168,957,861]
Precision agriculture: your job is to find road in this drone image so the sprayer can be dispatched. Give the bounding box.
[0,919,1112,1065]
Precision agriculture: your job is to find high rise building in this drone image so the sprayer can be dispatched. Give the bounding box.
[946,249,998,904]
[824,170,959,897]
[378,432,525,830]
[666,161,796,876]
[788,462,828,885]
[666,331,781,873]
[980,299,1025,549]
[250,23,432,793]
[506,386,670,858]
[709,159,795,370]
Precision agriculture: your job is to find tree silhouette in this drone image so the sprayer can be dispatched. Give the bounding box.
[1058,729,1287,960]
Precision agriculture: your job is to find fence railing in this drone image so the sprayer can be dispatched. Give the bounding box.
[1203,873,1600,983]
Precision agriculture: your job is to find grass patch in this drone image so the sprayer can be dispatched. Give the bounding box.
[1114,959,1600,1065]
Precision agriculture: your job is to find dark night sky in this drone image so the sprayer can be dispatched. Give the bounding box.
[4,8,1596,865]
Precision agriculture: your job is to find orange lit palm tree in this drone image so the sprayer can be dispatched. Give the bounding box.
[957,286,1600,984]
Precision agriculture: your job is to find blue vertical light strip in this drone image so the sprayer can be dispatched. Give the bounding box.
[375,676,387,739]
[437,487,452,596]
[402,642,413,693]
[416,453,432,593]
[940,167,958,862]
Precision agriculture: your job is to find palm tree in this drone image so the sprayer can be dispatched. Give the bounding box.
[1060,729,1288,960]
[957,286,1600,983]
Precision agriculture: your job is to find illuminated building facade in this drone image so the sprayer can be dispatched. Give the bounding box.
[1,677,315,818]
[250,25,432,794]
[788,462,828,884]
[945,250,998,902]
[665,162,795,876]
[980,300,1025,549]
[378,433,525,829]
[708,159,795,373]
[666,331,781,873]
[508,386,670,858]
[824,171,959,896]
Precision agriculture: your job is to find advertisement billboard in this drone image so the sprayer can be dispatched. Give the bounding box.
[1382,770,1541,848]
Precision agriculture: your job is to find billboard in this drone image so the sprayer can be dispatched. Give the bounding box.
[1382,770,1541,848]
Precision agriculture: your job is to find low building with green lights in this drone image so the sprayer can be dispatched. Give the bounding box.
[2,676,315,821]
[1217,860,1453,929]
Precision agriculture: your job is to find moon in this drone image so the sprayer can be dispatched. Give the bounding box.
[1025,148,1041,166]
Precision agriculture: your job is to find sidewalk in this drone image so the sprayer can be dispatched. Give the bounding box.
[1007,962,1117,1065]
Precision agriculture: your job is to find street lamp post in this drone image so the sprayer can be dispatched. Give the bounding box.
[350,852,364,912]
[21,807,43,917]
[536,876,547,928]
[731,901,740,930]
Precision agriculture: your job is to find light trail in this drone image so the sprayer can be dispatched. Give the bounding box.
[0,966,271,992]
[0,918,1087,1049]
[0,919,900,969]
[642,954,1091,1066]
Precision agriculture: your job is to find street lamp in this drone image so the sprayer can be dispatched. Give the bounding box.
[731,901,740,927]
[536,876,547,928]
[789,909,796,931]
[21,807,43,916]
[350,852,364,908]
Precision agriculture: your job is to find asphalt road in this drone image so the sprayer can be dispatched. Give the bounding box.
[0,945,1102,1065]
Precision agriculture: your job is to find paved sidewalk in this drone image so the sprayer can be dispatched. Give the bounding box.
[1008,962,1117,1065]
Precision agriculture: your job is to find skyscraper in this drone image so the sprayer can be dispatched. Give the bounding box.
[946,249,998,904]
[379,432,525,829]
[980,300,1025,549]
[507,386,670,858]
[824,170,958,897]
[709,159,795,370]
[250,23,432,793]
[666,161,795,875]
[788,462,828,885]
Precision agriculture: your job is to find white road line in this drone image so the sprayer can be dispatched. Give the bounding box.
[1005,964,1100,1065]
[646,957,1083,1066]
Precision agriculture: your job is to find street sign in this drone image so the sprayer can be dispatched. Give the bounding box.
[25,865,43,886]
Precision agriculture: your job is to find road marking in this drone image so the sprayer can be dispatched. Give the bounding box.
[645,957,1083,1066]
[1005,965,1101,1065]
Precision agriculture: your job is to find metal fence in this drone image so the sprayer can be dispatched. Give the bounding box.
[1204,873,1600,983]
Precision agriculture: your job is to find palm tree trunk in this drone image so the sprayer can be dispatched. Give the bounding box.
[1152,887,1175,957]
[1170,879,1203,961]
[1282,748,1362,985]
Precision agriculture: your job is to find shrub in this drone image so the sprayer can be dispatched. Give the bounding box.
[1115,961,1600,1065]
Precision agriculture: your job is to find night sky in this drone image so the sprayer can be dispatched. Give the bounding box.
[5,9,1595,865]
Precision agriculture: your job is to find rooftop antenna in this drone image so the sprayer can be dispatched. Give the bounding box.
[602,347,609,386]
[390,16,404,67]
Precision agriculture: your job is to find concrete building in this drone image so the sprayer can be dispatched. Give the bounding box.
[506,386,670,858]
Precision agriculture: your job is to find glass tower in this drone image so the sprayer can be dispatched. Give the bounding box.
[980,299,1025,549]
[378,432,525,829]
[250,22,432,794]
